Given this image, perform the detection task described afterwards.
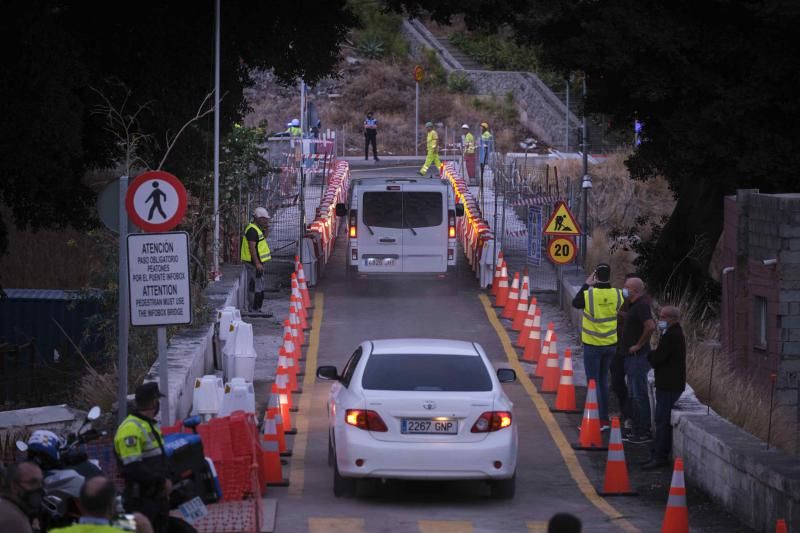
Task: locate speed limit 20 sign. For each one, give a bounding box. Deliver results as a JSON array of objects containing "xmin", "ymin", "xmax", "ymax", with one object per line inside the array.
[{"xmin": 547, "ymin": 237, "xmax": 576, "ymax": 265}]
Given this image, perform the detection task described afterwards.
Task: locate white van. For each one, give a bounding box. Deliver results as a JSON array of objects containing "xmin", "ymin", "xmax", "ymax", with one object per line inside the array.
[{"xmin": 336, "ymin": 177, "xmax": 463, "ymax": 274}]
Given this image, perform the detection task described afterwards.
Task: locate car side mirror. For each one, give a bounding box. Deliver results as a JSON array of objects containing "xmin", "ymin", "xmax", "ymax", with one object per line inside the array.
[
  {"xmin": 455, "ymin": 203, "xmax": 464, "ymax": 217},
  {"xmin": 87, "ymin": 406, "xmax": 101, "ymax": 421},
  {"xmin": 335, "ymin": 203, "xmax": 347, "ymax": 217},
  {"xmin": 317, "ymin": 365, "xmax": 340, "ymax": 381},
  {"xmin": 497, "ymin": 368, "xmax": 517, "ymax": 383}
]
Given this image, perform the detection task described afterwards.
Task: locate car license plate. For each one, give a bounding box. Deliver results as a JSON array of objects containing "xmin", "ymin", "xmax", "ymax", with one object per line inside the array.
[
  {"xmin": 401, "ymin": 418, "xmax": 457, "ymax": 434},
  {"xmin": 178, "ymin": 496, "xmax": 208, "ymax": 524}
]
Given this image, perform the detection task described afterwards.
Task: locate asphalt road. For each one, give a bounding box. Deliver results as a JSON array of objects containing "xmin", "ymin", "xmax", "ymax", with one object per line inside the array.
[{"xmin": 266, "ymin": 165, "xmax": 750, "ymax": 533}]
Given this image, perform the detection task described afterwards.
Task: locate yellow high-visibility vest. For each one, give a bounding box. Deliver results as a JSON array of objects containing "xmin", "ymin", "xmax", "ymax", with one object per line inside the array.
[
  {"xmin": 426, "ymin": 130, "xmax": 439, "ymax": 153},
  {"xmin": 114, "ymin": 414, "xmax": 164, "ymax": 466},
  {"xmin": 463, "ymin": 132, "xmax": 475, "ymax": 154},
  {"xmin": 286, "ymin": 126, "xmax": 302, "ymax": 137},
  {"xmin": 581, "ymin": 287, "xmax": 623, "ymax": 346},
  {"xmin": 241, "ymin": 223, "xmax": 272, "ymax": 264}
]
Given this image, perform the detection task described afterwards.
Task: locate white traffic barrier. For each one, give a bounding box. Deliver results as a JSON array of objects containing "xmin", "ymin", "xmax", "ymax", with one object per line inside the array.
[
  {"xmin": 192, "ymin": 374, "xmax": 225, "ymax": 419},
  {"xmin": 219, "ymin": 377, "xmax": 256, "ymax": 416},
  {"xmin": 218, "ymin": 306, "xmax": 241, "ymax": 342},
  {"xmin": 223, "ymin": 320, "xmax": 257, "ymax": 382}
]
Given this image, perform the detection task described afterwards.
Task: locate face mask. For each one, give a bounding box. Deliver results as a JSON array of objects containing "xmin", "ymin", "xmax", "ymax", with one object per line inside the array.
[
  {"xmin": 622, "ymin": 288, "xmax": 630, "ymax": 299},
  {"xmin": 18, "ymin": 486, "xmax": 44, "ymax": 516},
  {"xmin": 154, "ymin": 401, "xmax": 160, "ymax": 417},
  {"xmin": 657, "ymin": 320, "xmax": 668, "ymax": 332}
]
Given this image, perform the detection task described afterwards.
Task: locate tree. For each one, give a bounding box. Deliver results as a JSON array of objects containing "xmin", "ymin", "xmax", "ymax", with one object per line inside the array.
[
  {"xmin": 390, "ymin": 0, "xmax": 800, "ymax": 299},
  {"xmin": 0, "ymin": 0, "xmax": 358, "ymax": 258}
]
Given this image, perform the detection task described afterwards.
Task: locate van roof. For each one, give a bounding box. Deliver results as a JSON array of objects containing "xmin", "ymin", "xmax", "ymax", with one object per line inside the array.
[{"xmin": 351, "ymin": 176, "xmax": 450, "ymax": 189}]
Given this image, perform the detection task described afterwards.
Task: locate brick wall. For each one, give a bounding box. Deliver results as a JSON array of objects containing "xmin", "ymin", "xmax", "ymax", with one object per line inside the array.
[{"xmin": 722, "ymin": 190, "xmax": 800, "ymax": 450}]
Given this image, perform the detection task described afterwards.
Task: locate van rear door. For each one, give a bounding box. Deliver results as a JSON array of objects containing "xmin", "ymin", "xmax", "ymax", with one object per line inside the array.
[
  {"xmin": 402, "ymin": 188, "xmax": 447, "ymax": 273},
  {"xmin": 357, "ymin": 187, "xmax": 404, "ymax": 273}
]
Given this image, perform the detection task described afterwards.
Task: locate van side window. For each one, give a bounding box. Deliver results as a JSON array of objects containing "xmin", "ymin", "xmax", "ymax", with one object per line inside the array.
[
  {"xmin": 403, "ymin": 192, "xmax": 443, "ymax": 227},
  {"xmin": 363, "ymin": 192, "xmax": 402, "ymax": 228},
  {"xmin": 340, "ymin": 347, "xmax": 364, "ymax": 387}
]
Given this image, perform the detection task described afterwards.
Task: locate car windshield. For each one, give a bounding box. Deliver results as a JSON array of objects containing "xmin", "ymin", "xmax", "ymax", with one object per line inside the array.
[{"xmin": 361, "ymin": 353, "xmax": 492, "ymax": 391}]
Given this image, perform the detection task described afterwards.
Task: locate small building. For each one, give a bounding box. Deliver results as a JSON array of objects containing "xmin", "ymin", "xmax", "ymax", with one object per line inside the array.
[{"xmin": 720, "ymin": 189, "xmax": 800, "ymax": 452}]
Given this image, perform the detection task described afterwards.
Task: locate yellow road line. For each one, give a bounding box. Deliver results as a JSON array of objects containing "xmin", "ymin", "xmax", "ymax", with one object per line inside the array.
[
  {"xmin": 418, "ymin": 520, "xmax": 473, "ymax": 533},
  {"xmin": 526, "ymin": 522, "xmax": 548, "ymax": 533},
  {"xmin": 479, "ymin": 294, "xmax": 639, "ymax": 533},
  {"xmin": 288, "ymin": 292, "xmax": 324, "ymax": 497},
  {"xmin": 308, "ymin": 517, "xmax": 365, "ymax": 533}
]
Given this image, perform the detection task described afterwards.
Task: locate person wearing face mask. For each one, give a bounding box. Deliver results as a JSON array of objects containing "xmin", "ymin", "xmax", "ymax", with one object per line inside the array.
[
  {"xmin": 114, "ymin": 383, "xmax": 171, "ymax": 533},
  {"xmin": 642, "ymin": 305, "xmax": 686, "ymax": 469},
  {"xmin": 0, "ymin": 461, "xmax": 43, "ymax": 533},
  {"xmin": 620, "ymin": 277, "xmax": 656, "ymax": 444}
]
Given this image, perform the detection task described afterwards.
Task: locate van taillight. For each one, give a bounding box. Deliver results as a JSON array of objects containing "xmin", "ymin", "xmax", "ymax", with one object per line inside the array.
[
  {"xmin": 349, "ymin": 210, "xmax": 357, "ymax": 238},
  {"xmin": 448, "ymin": 211, "xmax": 456, "ymax": 238}
]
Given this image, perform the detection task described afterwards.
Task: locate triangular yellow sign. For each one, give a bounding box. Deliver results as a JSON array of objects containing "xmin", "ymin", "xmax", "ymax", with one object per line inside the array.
[{"xmin": 543, "ymin": 201, "xmax": 581, "ymax": 236}]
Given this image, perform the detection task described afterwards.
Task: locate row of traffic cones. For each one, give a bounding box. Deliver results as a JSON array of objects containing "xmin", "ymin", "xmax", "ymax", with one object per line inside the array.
[{"xmin": 257, "ymin": 257, "xmax": 314, "ymax": 488}]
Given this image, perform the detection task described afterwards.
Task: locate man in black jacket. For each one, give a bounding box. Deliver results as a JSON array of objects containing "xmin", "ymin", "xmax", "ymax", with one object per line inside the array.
[{"xmin": 642, "ymin": 305, "xmax": 686, "ymax": 469}]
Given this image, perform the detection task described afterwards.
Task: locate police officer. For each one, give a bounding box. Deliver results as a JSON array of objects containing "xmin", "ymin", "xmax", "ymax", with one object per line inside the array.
[
  {"xmin": 114, "ymin": 383, "xmax": 170, "ymax": 533},
  {"xmin": 241, "ymin": 207, "xmax": 272, "ymax": 312}
]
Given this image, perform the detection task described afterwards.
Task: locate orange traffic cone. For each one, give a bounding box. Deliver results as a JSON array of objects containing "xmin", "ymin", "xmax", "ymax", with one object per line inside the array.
[
  {"xmin": 491, "ymin": 257, "xmax": 504, "ymax": 296},
  {"xmin": 272, "ymin": 377, "xmax": 296, "ymax": 434},
  {"xmin": 775, "ymin": 519, "xmax": 788, "ymax": 533},
  {"xmin": 291, "ymin": 293, "xmax": 308, "ymax": 331},
  {"xmin": 541, "ymin": 342, "xmax": 561, "ymax": 393},
  {"xmin": 661, "ymin": 458, "xmax": 689, "ymax": 533},
  {"xmin": 516, "ymin": 297, "xmax": 538, "ymax": 347},
  {"xmin": 289, "ymin": 303, "xmax": 305, "ymax": 346},
  {"xmin": 571, "ymin": 379, "xmax": 607, "ymax": 451},
  {"xmin": 521, "ymin": 309, "xmax": 542, "ymax": 362},
  {"xmin": 551, "ymin": 348, "xmax": 581, "ymax": 413},
  {"xmin": 279, "ymin": 331, "xmax": 301, "ymax": 365},
  {"xmin": 501, "ymin": 273, "xmax": 520, "ymax": 319},
  {"xmin": 536, "ymin": 330, "xmax": 556, "ymax": 378},
  {"xmin": 265, "ymin": 399, "xmax": 289, "ymax": 455},
  {"xmin": 511, "ymin": 282, "xmax": 530, "ymax": 331},
  {"xmin": 260, "ymin": 415, "xmax": 290, "ymax": 486},
  {"xmin": 297, "ymin": 263, "xmax": 312, "ymax": 309},
  {"xmin": 598, "ymin": 417, "xmax": 637, "ymax": 496},
  {"xmin": 494, "ymin": 265, "xmax": 509, "ymax": 307}
]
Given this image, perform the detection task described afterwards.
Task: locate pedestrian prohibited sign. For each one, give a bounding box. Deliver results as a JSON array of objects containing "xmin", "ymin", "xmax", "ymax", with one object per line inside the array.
[
  {"xmin": 128, "ymin": 232, "xmax": 192, "ymax": 327},
  {"xmin": 543, "ymin": 201, "xmax": 581, "ymax": 236},
  {"xmin": 547, "ymin": 237, "xmax": 576, "ymax": 265},
  {"xmin": 125, "ymin": 171, "xmax": 188, "ymax": 232}
]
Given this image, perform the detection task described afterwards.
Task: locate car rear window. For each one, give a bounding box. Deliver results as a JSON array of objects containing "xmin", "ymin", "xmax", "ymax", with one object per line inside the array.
[
  {"xmin": 404, "ymin": 192, "xmax": 442, "ymax": 228},
  {"xmin": 361, "ymin": 353, "xmax": 492, "ymax": 391},
  {"xmin": 363, "ymin": 191, "xmax": 402, "ymax": 228}
]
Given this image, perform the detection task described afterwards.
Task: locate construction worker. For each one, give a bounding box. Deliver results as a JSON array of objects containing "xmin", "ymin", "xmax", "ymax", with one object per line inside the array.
[
  {"xmin": 461, "ymin": 123, "xmax": 476, "ymax": 182},
  {"xmin": 419, "ymin": 121, "xmax": 442, "ymax": 177},
  {"xmin": 285, "ymin": 118, "xmax": 302, "ymax": 137},
  {"xmin": 478, "ymin": 122, "xmax": 493, "ymax": 176},
  {"xmin": 114, "ymin": 383, "xmax": 171, "ymax": 533},
  {"xmin": 572, "ymin": 263, "xmax": 623, "ymax": 432},
  {"xmin": 241, "ymin": 207, "xmax": 272, "ymax": 312}
]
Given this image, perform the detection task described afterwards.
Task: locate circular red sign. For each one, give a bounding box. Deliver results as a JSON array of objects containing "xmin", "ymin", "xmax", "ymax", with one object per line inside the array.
[
  {"xmin": 413, "ymin": 65, "xmax": 424, "ymax": 82},
  {"xmin": 125, "ymin": 170, "xmax": 188, "ymax": 232},
  {"xmin": 547, "ymin": 237, "xmax": 577, "ymax": 265}
]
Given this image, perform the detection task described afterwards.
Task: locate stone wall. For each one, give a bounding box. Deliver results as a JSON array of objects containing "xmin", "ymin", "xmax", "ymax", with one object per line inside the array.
[{"xmin": 400, "ymin": 19, "xmax": 581, "ymax": 150}]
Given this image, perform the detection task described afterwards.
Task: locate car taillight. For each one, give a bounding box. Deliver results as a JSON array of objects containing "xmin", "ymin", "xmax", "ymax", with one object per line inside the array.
[
  {"xmin": 345, "ymin": 409, "xmax": 388, "ymax": 432},
  {"xmin": 470, "ymin": 411, "xmax": 512, "ymax": 433},
  {"xmin": 448, "ymin": 211, "xmax": 456, "ymax": 238},
  {"xmin": 349, "ymin": 210, "xmax": 357, "ymax": 238}
]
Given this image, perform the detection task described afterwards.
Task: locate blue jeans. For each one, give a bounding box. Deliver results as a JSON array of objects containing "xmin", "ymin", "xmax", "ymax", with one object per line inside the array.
[
  {"xmin": 653, "ymin": 390, "xmax": 683, "ymax": 460},
  {"xmin": 623, "ymin": 349, "xmax": 652, "ymax": 435},
  {"xmin": 583, "ymin": 344, "xmax": 614, "ymax": 423}
]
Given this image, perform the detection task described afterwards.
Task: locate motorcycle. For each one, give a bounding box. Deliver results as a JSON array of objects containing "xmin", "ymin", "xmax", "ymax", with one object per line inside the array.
[
  {"xmin": 16, "ymin": 406, "xmax": 106, "ymax": 529},
  {"xmin": 163, "ymin": 415, "xmax": 221, "ymax": 516}
]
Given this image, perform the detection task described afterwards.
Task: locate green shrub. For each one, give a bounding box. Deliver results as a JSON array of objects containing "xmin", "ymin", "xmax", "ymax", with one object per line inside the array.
[
  {"xmin": 350, "ymin": 2, "xmax": 408, "ymax": 61},
  {"xmin": 421, "ymin": 48, "xmax": 447, "ymax": 87},
  {"xmin": 447, "ymin": 71, "xmax": 473, "ymax": 93}
]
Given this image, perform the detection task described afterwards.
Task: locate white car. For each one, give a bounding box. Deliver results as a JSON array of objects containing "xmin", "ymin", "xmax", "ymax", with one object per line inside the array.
[{"xmin": 316, "ymin": 338, "xmax": 518, "ymax": 499}]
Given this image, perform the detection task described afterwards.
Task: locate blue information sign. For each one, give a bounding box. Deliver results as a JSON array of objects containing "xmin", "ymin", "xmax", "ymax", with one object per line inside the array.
[{"xmin": 527, "ymin": 206, "xmax": 543, "ymax": 266}]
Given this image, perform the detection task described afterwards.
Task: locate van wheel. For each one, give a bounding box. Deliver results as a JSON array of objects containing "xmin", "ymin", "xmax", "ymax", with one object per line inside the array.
[
  {"xmin": 490, "ymin": 474, "xmax": 516, "ymax": 500},
  {"xmin": 327, "ymin": 433, "xmax": 334, "ymax": 467}
]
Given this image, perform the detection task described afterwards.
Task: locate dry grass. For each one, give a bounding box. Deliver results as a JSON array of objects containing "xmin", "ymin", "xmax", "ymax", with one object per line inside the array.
[{"xmin": 655, "ymin": 292, "xmax": 798, "ymax": 455}]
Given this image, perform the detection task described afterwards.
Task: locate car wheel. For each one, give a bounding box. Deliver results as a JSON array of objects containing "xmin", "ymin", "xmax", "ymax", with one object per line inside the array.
[
  {"xmin": 327, "ymin": 432, "xmax": 334, "ymax": 467},
  {"xmin": 333, "ymin": 460, "xmax": 356, "ymax": 498},
  {"xmin": 490, "ymin": 473, "xmax": 516, "ymax": 500}
]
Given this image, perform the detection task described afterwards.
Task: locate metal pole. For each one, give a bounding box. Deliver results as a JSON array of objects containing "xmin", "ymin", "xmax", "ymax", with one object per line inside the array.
[
  {"xmin": 299, "ymin": 167, "xmax": 305, "ymax": 264},
  {"xmin": 767, "ymin": 372, "xmax": 776, "ymax": 450},
  {"xmin": 415, "ymin": 82, "xmax": 419, "ymax": 157},
  {"xmin": 580, "ymin": 76, "xmax": 589, "ymax": 264},
  {"xmin": 565, "ymin": 78, "xmax": 570, "ymax": 152},
  {"xmin": 300, "ymin": 80, "xmax": 306, "ymax": 134},
  {"xmin": 117, "ymin": 176, "xmax": 129, "ymax": 425},
  {"xmin": 213, "ymin": 0, "xmax": 221, "ymax": 278},
  {"xmin": 157, "ymin": 327, "xmax": 170, "ymax": 426},
  {"xmin": 707, "ymin": 346, "xmax": 715, "ymax": 415}
]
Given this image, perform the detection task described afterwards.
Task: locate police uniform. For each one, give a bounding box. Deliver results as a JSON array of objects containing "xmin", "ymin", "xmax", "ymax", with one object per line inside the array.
[
  {"xmin": 241, "ymin": 212, "xmax": 272, "ymax": 312},
  {"xmin": 114, "ymin": 383, "xmax": 170, "ymax": 533}
]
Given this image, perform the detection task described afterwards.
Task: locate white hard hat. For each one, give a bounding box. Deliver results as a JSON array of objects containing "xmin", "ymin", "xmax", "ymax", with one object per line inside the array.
[
  {"xmin": 461, "ymin": 124, "xmax": 469, "ymax": 129},
  {"xmin": 254, "ymin": 207, "xmax": 270, "ymax": 220},
  {"xmin": 291, "ymin": 118, "xmax": 300, "ymax": 126}
]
